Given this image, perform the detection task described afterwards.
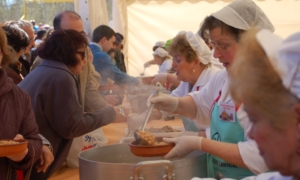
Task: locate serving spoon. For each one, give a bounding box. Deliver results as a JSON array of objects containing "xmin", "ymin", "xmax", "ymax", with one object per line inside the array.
[
  {"xmin": 134, "ymin": 82, "xmax": 162, "ymax": 142},
  {"xmin": 140, "ymin": 67, "xmax": 146, "ymax": 76}
]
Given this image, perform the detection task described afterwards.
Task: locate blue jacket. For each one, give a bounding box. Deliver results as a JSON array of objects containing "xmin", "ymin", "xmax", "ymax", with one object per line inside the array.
[{"xmin": 89, "ymin": 43, "xmax": 139, "ymax": 85}]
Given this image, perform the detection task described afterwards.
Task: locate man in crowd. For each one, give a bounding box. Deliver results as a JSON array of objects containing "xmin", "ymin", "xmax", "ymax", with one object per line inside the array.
[{"xmin": 89, "ymin": 25, "xmax": 139, "ymax": 85}]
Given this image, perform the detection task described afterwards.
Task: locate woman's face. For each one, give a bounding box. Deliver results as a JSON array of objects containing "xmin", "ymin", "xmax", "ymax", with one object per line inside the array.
[
  {"xmin": 154, "ymin": 55, "xmax": 163, "ymax": 65},
  {"xmin": 209, "ymin": 27, "xmax": 238, "ymax": 69},
  {"xmin": 245, "ymin": 104, "xmax": 299, "ymax": 175},
  {"xmin": 69, "ymin": 47, "xmax": 87, "ymax": 75},
  {"xmin": 172, "ymin": 53, "xmax": 197, "ymax": 82}
]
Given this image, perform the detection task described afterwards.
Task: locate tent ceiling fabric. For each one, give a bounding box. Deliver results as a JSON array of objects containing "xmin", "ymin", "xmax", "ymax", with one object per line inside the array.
[
  {"xmin": 25, "ymin": 0, "xmax": 73, "ymax": 2},
  {"xmin": 113, "ymin": 0, "xmax": 300, "ymax": 77},
  {"xmin": 74, "ymin": 0, "xmax": 109, "ymax": 39}
]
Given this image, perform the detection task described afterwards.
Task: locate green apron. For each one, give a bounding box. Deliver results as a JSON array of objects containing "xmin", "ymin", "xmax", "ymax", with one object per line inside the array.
[
  {"xmin": 207, "ymin": 98, "xmax": 254, "ymax": 179},
  {"xmin": 182, "ymin": 117, "xmax": 200, "ymax": 132}
]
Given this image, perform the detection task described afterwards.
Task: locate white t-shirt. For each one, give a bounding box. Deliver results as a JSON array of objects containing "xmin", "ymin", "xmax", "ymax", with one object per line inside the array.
[
  {"xmin": 191, "ymin": 172, "xmax": 293, "ymax": 180},
  {"xmin": 188, "ymin": 69, "xmax": 268, "ymax": 174},
  {"xmin": 171, "ymin": 65, "xmax": 220, "ymax": 130},
  {"xmin": 242, "ymin": 172, "xmax": 293, "ymax": 180},
  {"xmin": 158, "ymin": 59, "xmax": 172, "ymax": 73}
]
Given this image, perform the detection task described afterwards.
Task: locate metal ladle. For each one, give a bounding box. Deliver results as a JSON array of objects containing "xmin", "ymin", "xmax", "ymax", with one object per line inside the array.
[
  {"xmin": 140, "ymin": 67, "xmax": 146, "ymax": 76},
  {"xmin": 134, "ymin": 82, "xmax": 162, "ymax": 142}
]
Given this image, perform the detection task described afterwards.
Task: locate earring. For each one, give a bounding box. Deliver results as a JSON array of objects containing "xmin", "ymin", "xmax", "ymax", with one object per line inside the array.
[{"xmin": 193, "ymin": 69, "xmax": 195, "ymax": 73}]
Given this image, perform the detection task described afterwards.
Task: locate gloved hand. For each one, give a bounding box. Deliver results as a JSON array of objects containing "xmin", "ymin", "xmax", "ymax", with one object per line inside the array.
[
  {"xmin": 150, "ymin": 93, "xmax": 178, "ymax": 113},
  {"xmin": 144, "ymin": 61, "xmax": 151, "ymax": 68},
  {"xmin": 180, "ymin": 131, "xmax": 198, "ymax": 136},
  {"xmin": 151, "ymin": 73, "xmax": 168, "ymax": 84},
  {"xmin": 162, "ymin": 136, "xmax": 202, "ymax": 159}
]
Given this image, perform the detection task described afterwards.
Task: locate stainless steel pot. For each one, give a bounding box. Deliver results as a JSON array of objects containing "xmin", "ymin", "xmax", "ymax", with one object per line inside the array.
[{"xmin": 79, "ymin": 144, "xmax": 207, "ymax": 180}]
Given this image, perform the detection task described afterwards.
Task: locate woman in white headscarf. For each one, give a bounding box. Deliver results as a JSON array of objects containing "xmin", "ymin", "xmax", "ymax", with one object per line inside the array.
[
  {"xmin": 152, "ymin": 47, "xmax": 173, "ymax": 73},
  {"xmin": 166, "ymin": 31, "xmax": 221, "ymax": 132},
  {"xmin": 228, "ymin": 29, "xmax": 300, "ymax": 180},
  {"xmin": 150, "ymin": 0, "xmax": 274, "ymax": 178}
]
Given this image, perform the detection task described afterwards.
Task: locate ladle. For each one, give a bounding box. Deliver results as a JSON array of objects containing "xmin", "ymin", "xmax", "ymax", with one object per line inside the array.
[
  {"xmin": 134, "ymin": 82, "xmax": 161, "ymax": 142},
  {"xmin": 140, "ymin": 67, "xmax": 146, "ymax": 76}
]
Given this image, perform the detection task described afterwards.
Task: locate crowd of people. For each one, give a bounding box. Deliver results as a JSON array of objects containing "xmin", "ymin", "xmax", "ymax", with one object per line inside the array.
[{"xmin": 0, "ymin": 0, "xmax": 299, "ymax": 179}]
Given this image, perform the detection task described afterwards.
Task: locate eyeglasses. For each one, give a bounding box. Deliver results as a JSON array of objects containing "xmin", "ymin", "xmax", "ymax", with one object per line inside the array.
[
  {"xmin": 76, "ymin": 49, "xmax": 86, "ymax": 60},
  {"xmin": 209, "ymin": 40, "xmax": 237, "ymax": 53}
]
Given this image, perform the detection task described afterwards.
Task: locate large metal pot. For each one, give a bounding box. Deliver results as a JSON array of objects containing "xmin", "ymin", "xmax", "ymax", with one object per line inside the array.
[{"xmin": 79, "ymin": 144, "xmax": 207, "ymax": 180}]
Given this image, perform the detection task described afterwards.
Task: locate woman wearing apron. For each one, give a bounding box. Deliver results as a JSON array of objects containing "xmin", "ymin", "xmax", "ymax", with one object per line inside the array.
[
  {"xmin": 167, "ymin": 31, "xmax": 221, "ymax": 132},
  {"xmin": 150, "ymin": 0, "xmax": 274, "ymax": 178}
]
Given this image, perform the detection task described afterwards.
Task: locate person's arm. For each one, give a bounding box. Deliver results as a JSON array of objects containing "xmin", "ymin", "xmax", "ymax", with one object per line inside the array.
[
  {"xmin": 201, "ymin": 138, "xmax": 247, "ymax": 168},
  {"xmin": 166, "ymin": 73, "xmax": 180, "ymax": 87},
  {"xmin": 44, "ymin": 75, "xmax": 116, "ymax": 139},
  {"xmin": 163, "ymin": 135, "xmax": 246, "ymax": 169},
  {"xmin": 94, "ymin": 54, "xmax": 139, "ymax": 85},
  {"xmin": 175, "ymin": 96, "xmax": 198, "ymax": 118},
  {"xmin": 151, "ymin": 73, "xmax": 180, "ymax": 88},
  {"xmin": 150, "ymin": 93, "xmax": 197, "ymax": 118},
  {"xmin": 37, "ymin": 134, "xmax": 54, "ymax": 173},
  {"xmin": 144, "ymin": 59, "xmax": 156, "ymax": 68}
]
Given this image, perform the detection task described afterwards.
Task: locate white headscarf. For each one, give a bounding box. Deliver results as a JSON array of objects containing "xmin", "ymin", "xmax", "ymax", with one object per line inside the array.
[
  {"xmin": 277, "ymin": 32, "xmax": 300, "ymax": 99},
  {"xmin": 185, "ymin": 31, "xmax": 211, "ymax": 65},
  {"xmin": 212, "ymin": 0, "xmax": 274, "ymax": 32},
  {"xmin": 153, "ymin": 47, "xmax": 169, "ymax": 57},
  {"xmin": 154, "ymin": 41, "xmax": 165, "ymax": 48},
  {"xmin": 256, "ymin": 30, "xmax": 300, "ymax": 98}
]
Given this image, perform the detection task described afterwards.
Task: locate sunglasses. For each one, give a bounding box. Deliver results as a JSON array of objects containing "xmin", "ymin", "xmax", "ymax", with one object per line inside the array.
[{"xmin": 76, "ymin": 49, "xmax": 87, "ymax": 60}]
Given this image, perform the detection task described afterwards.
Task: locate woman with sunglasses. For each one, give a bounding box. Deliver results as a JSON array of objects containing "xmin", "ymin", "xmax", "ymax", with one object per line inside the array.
[
  {"xmin": 150, "ymin": 0, "xmax": 274, "ymax": 179},
  {"xmin": 18, "ymin": 29, "xmax": 116, "ymax": 179}
]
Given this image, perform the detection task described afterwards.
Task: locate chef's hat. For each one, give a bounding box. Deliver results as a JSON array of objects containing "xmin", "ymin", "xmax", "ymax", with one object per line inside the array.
[
  {"xmin": 153, "ymin": 47, "xmax": 169, "ymax": 57},
  {"xmin": 256, "ymin": 30, "xmax": 300, "ymax": 99},
  {"xmin": 212, "ymin": 0, "xmax": 274, "ymax": 32},
  {"xmin": 154, "ymin": 41, "xmax": 165, "ymax": 48},
  {"xmin": 185, "ymin": 31, "xmax": 211, "ymax": 65}
]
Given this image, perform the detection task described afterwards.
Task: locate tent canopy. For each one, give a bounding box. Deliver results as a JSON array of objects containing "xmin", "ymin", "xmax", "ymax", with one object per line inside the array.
[{"xmin": 80, "ymin": 0, "xmax": 300, "ymax": 76}]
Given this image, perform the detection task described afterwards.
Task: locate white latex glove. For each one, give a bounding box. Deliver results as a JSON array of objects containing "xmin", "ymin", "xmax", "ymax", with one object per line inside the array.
[
  {"xmin": 150, "ymin": 93, "xmax": 178, "ymax": 113},
  {"xmin": 163, "ymin": 136, "xmax": 202, "ymax": 159},
  {"xmin": 144, "ymin": 61, "xmax": 151, "ymax": 68},
  {"xmin": 180, "ymin": 131, "xmax": 198, "ymax": 136},
  {"xmin": 151, "ymin": 73, "xmax": 168, "ymax": 84}
]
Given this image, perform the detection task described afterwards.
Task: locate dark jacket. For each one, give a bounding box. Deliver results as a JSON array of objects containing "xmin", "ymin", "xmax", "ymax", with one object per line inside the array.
[
  {"xmin": 19, "ymin": 57, "xmax": 30, "ymax": 77},
  {"xmin": 4, "ymin": 65, "xmax": 22, "ymax": 84},
  {"xmin": 114, "ymin": 49, "xmax": 126, "ymax": 73},
  {"xmin": 19, "ymin": 60, "xmax": 116, "ymax": 179},
  {"xmin": 0, "ymin": 68, "xmax": 42, "ymax": 180}
]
